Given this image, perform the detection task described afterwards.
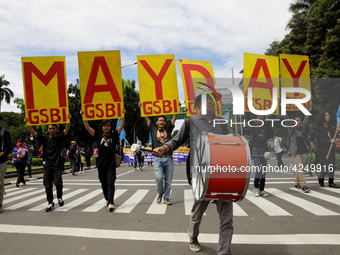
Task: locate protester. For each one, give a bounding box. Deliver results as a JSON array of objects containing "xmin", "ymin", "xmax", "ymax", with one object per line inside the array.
[
  {"xmin": 273, "ymin": 131, "xmax": 284, "ymax": 169},
  {"xmin": 287, "ymin": 115, "xmax": 311, "ymax": 193},
  {"xmin": 138, "ymin": 101, "xmax": 180, "ymax": 205},
  {"xmin": 69, "ymin": 141, "xmax": 78, "ymax": 176},
  {"xmin": 0, "ymin": 115, "xmax": 12, "ymax": 213},
  {"xmin": 24, "ymin": 140, "xmax": 34, "ymax": 177},
  {"xmin": 12, "ymin": 141, "xmax": 28, "ymax": 187},
  {"xmin": 80, "ymin": 108, "xmax": 126, "ymax": 212},
  {"xmin": 315, "ymin": 111, "xmax": 340, "ymax": 188},
  {"xmin": 84, "ymin": 144, "xmax": 93, "ymax": 169},
  {"xmin": 24, "ymin": 113, "xmax": 72, "ymax": 212},
  {"xmin": 153, "ymin": 86, "xmax": 233, "ymax": 254}
]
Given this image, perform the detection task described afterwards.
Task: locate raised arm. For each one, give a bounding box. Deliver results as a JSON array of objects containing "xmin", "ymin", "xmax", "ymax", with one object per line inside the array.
[
  {"xmin": 170, "ymin": 101, "xmax": 182, "ymax": 126},
  {"xmin": 138, "ymin": 101, "xmax": 151, "ymax": 126},
  {"xmin": 117, "ymin": 108, "xmax": 126, "ymax": 135},
  {"xmin": 24, "ymin": 117, "xmax": 38, "ymax": 138},
  {"xmin": 63, "ymin": 113, "xmax": 72, "ymax": 136},
  {"xmin": 80, "ymin": 110, "xmax": 95, "ymax": 137}
]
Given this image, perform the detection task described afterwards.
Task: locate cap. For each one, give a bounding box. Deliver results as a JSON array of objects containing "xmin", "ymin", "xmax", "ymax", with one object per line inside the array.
[
  {"xmin": 16, "ymin": 142, "xmax": 23, "ymax": 146},
  {"xmin": 274, "ymin": 131, "xmax": 279, "ymax": 136}
]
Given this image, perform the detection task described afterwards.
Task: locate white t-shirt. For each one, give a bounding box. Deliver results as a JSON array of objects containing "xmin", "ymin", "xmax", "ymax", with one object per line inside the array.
[{"xmin": 274, "ymin": 137, "xmax": 283, "ymax": 153}]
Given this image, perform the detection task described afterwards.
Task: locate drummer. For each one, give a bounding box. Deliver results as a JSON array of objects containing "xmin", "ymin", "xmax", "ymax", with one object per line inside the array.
[
  {"xmin": 138, "ymin": 101, "xmax": 181, "ymax": 205},
  {"xmin": 153, "ymin": 85, "xmax": 233, "ymax": 255}
]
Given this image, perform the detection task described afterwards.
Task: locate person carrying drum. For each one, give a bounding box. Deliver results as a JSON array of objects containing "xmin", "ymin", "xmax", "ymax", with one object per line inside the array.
[
  {"xmin": 153, "ymin": 85, "xmax": 233, "ymax": 255},
  {"xmin": 138, "ymin": 101, "xmax": 180, "ymax": 205}
]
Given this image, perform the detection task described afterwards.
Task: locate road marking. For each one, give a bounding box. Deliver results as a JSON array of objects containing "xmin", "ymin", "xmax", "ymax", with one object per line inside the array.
[
  {"xmin": 290, "ymin": 188, "xmax": 340, "ymax": 206},
  {"xmin": 0, "ymin": 224, "xmax": 340, "ymax": 245},
  {"xmin": 6, "ymin": 189, "xmax": 70, "ymax": 210},
  {"xmin": 117, "ymin": 170, "xmax": 135, "ymax": 177},
  {"xmin": 321, "ymin": 187, "xmax": 340, "ymax": 194},
  {"xmin": 115, "ymin": 189, "xmax": 149, "ymax": 213},
  {"xmin": 56, "ymin": 189, "xmax": 103, "ymax": 212},
  {"xmin": 5, "ymin": 189, "xmax": 45, "ymax": 204},
  {"xmin": 245, "ymin": 190, "xmax": 292, "ymax": 216},
  {"xmin": 183, "ymin": 190, "xmax": 206, "ymax": 216},
  {"xmin": 266, "ymin": 188, "xmax": 339, "ymax": 216},
  {"xmin": 82, "ymin": 189, "xmax": 127, "ymax": 212},
  {"xmin": 28, "ymin": 189, "xmax": 88, "ymax": 211},
  {"xmin": 146, "ymin": 191, "xmax": 172, "ymax": 215},
  {"xmin": 233, "ymin": 203, "xmax": 248, "ymax": 216},
  {"xmin": 5, "ymin": 188, "xmax": 36, "ymax": 197}
]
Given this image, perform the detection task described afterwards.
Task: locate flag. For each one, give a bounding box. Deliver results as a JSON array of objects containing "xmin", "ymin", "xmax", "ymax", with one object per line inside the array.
[
  {"xmin": 222, "ymin": 112, "xmax": 229, "ymax": 121},
  {"xmin": 149, "ymin": 132, "xmax": 152, "ymax": 145},
  {"xmin": 119, "ymin": 128, "xmax": 126, "ymax": 141},
  {"xmin": 124, "ymin": 138, "xmax": 130, "ymax": 146},
  {"xmin": 116, "ymin": 119, "xmax": 121, "ymax": 131}
]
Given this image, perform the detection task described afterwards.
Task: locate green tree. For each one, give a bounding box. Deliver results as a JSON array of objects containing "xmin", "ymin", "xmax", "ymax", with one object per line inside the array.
[{"xmin": 0, "ymin": 75, "xmax": 14, "ymax": 112}]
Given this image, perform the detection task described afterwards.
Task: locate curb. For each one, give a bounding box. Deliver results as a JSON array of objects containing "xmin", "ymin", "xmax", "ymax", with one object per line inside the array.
[{"xmin": 4, "ymin": 165, "xmax": 96, "ymax": 186}]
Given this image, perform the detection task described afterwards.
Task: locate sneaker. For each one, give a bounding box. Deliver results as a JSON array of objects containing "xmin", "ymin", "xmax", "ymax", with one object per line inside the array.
[
  {"xmin": 260, "ymin": 190, "xmax": 269, "ymax": 197},
  {"xmin": 134, "ymin": 168, "xmax": 137, "ymax": 171},
  {"xmin": 302, "ymin": 186, "xmax": 311, "ymax": 193},
  {"xmin": 189, "ymin": 237, "xmax": 201, "ymax": 252},
  {"xmin": 253, "ymin": 188, "xmax": 260, "ymax": 197},
  {"xmin": 108, "ymin": 203, "xmax": 115, "ymax": 212},
  {"xmin": 164, "ymin": 198, "xmax": 172, "ymax": 205},
  {"xmin": 156, "ymin": 194, "xmax": 163, "ymax": 203},
  {"xmin": 104, "ymin": 200, "xmax": 108, "ymax": 207},
  {"xmin": 295, "ymin": 184, "xmax": 302, "ymax": 189},
  {"xmin": 45, "ymin": 202, "xmax": 55, "ymax": 212},
  {"xmin": 140, "ymin": 167, "xmax": 143, "ymax": 171},
  {"xmin": 16, "ymin": 183, "xmax": 19, "ymax": 188},
  {"xmin": 0, "ymin": 205, "xmax": 3, "ymax": 213},
  {"xmin": 58, "ymin": 198, "xmax": 64, "ymax": 207}
]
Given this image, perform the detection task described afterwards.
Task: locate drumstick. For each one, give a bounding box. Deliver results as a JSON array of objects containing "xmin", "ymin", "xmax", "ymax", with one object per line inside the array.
[
  {"xmin": 139, "ymin": 148, "xmax": 153, "ymax": 152},
  {"xmin": 326, "ymin": 126, "xmax": 340, "ymax": 160}
]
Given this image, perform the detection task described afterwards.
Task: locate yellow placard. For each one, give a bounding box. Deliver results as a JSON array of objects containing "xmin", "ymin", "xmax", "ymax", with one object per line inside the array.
[
  {"xmin": 280, "ymin": 54, "xmax": 312, "ymax": 111},
  {"xmin": 78, "ymin": 51, "xmax": 124, "ymax": 120},
  {"xmin": 178, "ymin": 59, "xmax": 221, "ymax": 116},
  {"xmin": 22, "ymin": 56, "xmax": 69, "ymax": 126},
  {"xmin": 243, "ymin": 53, "xmax": 280, "ymax": 114},
  {"xmin": 137, "ymin": 55, "xmax": 180, "ymax": 117}
]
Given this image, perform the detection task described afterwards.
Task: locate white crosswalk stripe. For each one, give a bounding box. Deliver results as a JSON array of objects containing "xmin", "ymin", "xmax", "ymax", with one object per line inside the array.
[
  {"xmin": 245, "ymin": 190, "xmax": 292, "ymax": 216},
  {"xmin": 82, "ymin": 189, "xmax": 127, "ymax": 212},
  {"xmin": 266, "ymin": 188, "xmax": 339, "ymax": 216},
  {"xmin": 3, "ymin": 187, "xmax": 340, "ymax": 216},
  {"xmin": 114, "ymin": 189, "xmax": 149, "ymax": 213},
  {"xmin": 28, "ymin": 189, "xmax": 88, "ymax": 211},
  {"xmin": 6, "ymin": 188, "xmax": 70, "ymax": 210}
]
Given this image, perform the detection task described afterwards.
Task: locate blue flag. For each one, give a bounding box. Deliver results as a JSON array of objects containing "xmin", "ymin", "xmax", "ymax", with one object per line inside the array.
[
  {"xmin": 149, "ymin": 132, "xmax": 152, "ymax": 145},
  {"xmin": 116, "ymin": 119, "xmax": 121, "ymax": 131}
]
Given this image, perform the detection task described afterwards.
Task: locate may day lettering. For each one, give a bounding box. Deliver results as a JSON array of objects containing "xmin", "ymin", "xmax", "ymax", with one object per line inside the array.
[
  {"xmin": 78, "ymin": 51, "xmax": 124, "ymax": 120},
  {"xmin": 22, "ymin": 56, "xmax": 69, "ymax": 126}
]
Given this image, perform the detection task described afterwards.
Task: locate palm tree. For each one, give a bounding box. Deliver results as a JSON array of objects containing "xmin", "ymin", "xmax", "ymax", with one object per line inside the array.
[
  {"xmin": 0, "ymin": 74, "xmax": 14, "ymax": 112},
  {"xmin": 289, "ymin": 0, "xmax": 318, "ymax": 14}
]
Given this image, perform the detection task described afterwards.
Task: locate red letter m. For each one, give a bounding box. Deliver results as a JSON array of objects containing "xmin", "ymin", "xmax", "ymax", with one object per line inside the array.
[{"xmin": 23, "ymin": 62, "xmax": 67, "ymax": 109}]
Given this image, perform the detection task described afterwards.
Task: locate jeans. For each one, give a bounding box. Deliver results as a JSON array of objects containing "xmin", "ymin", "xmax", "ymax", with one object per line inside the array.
[
  {"xmin": 252, "ymin": 149, "xmax": 267, "ymax": 191},
  {"xmin": 70, "ymin": 160, "xmax": 76, "ymax": 175},
  {"xmin": 15, "ymin": 162, "xmax": 26, "ymax": 185},
  {"xmin": 276, "ymin": 151, "xmax": 284, "ymax": 168},
  {"xmin": 154, "ymin": 157, "xmax": 174, "ymax": 199}
]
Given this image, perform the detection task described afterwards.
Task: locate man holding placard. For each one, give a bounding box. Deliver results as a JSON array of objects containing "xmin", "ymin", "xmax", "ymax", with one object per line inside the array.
[{"xmin": 24, "ymin": 114, "xmax": 72, "ymax": 212}]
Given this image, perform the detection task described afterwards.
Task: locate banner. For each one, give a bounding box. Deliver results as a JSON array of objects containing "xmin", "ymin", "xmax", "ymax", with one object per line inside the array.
[
  {"xmin": 78, "ymin": 51, "xmax": 124, "ymax": 120},
  {"xmin": 123, "ymin": 147, "xmax": 189, "ymax": 163},
  {"xmin": 280, "ymin": 54, "xmax": 312, "ymax": 111},
  {"xmin": 22, "ymin": 56, "xmax": 69, "ymax": 126},
  {"xmin": 137, "ymin": 54, "xmax": 180, "ymax": 117},
  {"xmin": 178, "ymin": 59, "xmax": 221, "ymax": 116},
  {"xmin": 243, "ymin": 53, "xmax": 280, "ymax": 114}
]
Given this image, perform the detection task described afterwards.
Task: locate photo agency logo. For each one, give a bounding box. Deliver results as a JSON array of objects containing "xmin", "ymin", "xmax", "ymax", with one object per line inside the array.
[{"xmin": 195, "ymin": 78, "xmax": 312, "ymax": 128}]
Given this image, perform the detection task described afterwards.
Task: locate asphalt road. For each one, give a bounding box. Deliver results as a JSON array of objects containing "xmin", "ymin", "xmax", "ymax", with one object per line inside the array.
[{"xmin": 1, "ymin": 155, "xmax": 340, "ymax": 255}]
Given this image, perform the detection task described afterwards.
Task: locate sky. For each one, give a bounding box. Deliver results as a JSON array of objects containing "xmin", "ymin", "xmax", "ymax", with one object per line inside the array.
[{"xmin": 0, "ymin": 0, "xmax": 293, "ymax": 114}]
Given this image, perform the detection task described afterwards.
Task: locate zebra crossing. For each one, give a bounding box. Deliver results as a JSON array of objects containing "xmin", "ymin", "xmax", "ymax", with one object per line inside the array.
[{"xmin": 3, "ymin": 186, "xmax": 340, "ymax": 216}]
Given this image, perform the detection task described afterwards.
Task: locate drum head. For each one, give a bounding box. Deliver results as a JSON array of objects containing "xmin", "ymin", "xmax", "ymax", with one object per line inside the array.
[{"xmin": 192, "ymin": 133, "xmax": 210, "ymax": 201}]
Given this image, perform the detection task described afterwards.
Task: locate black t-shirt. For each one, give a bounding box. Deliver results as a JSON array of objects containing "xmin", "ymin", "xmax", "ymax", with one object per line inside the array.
[
  {"xmin": 38, "ymin": 132, "xmax": 64, "ymax": 167},
  {"xmin": 148, "ymin": 122, "xmax": 174, "ymax": 156},
  {"xmin": 296, "ymin": 126, "xmax": 308, "ymax": 154},
  {"xmin": 69, "ymin": 146, "xmax": 76, "ymax": 161},
  {"xmin": 94, "ymin": 131, "xmax": 118, "ymax": 168}
]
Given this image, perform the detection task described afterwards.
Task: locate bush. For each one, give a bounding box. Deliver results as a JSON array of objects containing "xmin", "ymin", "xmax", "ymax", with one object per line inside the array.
[{"xmin": 32, "ymin": 158, "xmax": 43, "ymax": 166}]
